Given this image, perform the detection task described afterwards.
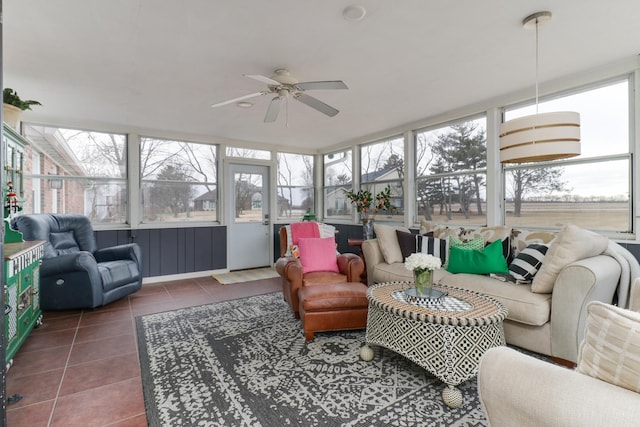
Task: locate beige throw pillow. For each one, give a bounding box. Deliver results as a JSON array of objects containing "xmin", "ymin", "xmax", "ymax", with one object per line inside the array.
[
  {"xmin": 374, "ymin": 223, "xmax": 410, "ymax": 264},
  {"xmin": 577, "ymin": 301, "xmax": 640, "ymax": 394},
  {"xmin": 531, "ymin": 224, "xmax": 608, "ymax": 294}
]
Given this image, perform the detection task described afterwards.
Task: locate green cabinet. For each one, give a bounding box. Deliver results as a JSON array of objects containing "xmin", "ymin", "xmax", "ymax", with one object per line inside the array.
[{"xmin": 4, "ymin": 240, "xmax": 45, "ymax": 366}]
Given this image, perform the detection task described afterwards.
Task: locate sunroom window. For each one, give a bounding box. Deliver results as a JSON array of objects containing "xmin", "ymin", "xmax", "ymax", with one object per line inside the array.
[
  {"xmin": 276, "ymin": 152, "xmax": 314, "ymax": 220},
  {"xmin": 503, "ymin": 78, "xmax": 631, "ymax": 233},
  {"xmin": 140, "ymin": 137, "xmax": 218, "ymax": 223},
  {"xmin": 415, "ymin": 116, "xmax": 488, "ymax": 226},
  {"xmin": 22, "ymin": 124, "xmax": 128, "ymax": 224},
  {"xmin": 360, "ymin": 137, "xmax": 405, "ymax": 222},
  {"xmin": 323, "ymin": 150, "xmax": 352, "ymax": 220}
]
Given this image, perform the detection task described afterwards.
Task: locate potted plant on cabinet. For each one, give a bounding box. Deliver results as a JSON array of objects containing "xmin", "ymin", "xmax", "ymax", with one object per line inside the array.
[{"xmin": 3, "ymin": 88, "xmax": 41, "ymax": 130}]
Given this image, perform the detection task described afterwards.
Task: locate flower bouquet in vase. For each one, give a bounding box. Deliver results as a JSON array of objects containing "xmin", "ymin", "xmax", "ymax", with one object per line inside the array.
[{"xmin": 404, "ymin": 252, "xmax": 443, "ymax": 303}]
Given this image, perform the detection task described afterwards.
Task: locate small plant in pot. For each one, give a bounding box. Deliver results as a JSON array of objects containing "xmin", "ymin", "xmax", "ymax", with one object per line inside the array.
[{"xmin": 3, "ymin": 88, "xmax": 41, "ymax": 129}]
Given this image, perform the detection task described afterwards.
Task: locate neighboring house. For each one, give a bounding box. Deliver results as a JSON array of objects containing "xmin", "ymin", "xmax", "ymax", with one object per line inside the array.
[{"xmin": 194, "ymin": 190, "xmax": 217, "ymax": 211}]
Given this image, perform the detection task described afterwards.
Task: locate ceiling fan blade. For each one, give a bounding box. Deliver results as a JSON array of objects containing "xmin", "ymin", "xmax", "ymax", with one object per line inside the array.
[
  {"xmin": 211, "ymin": 92, "xmax": 266, "ymax": 108},
  {"xmin": 264, "ymin": 96, "xmax": 282, "ymax": 122},
  {"xmin": 296, "ymin": 80, "xmax": 348, "ymax": 91},
  {"xmin": 294, "ymin": 93, "xmax": 339, "ymax": 117},
  {"xmin": 244, "ymin": 74, "xmax": 281, "ymax": 86}
]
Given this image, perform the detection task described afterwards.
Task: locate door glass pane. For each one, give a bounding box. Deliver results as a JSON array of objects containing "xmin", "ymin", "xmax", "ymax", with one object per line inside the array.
[{"xmin": 234, "ymin": 172, "xmax": 263, "ymax": 222}]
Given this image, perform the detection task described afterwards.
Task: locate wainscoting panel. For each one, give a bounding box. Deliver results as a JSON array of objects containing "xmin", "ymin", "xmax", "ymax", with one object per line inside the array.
[{"xmin": 95, "ymin": 226, "xmax": 227, "ymax": 278}]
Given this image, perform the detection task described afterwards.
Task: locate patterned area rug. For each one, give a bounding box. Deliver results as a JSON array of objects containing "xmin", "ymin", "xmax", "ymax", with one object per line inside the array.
[
  {"xmin": 212, "ymin": 267, "xmax": 279, "ymax": 284},
  {"xmin": 136, "ymin": 292, "xmax": 488, "ymax": 427}
]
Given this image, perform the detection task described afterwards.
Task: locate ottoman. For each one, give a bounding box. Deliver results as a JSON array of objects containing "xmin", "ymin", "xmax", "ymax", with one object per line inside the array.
[{"xmin": 298, "ymin": 282, "xmax": 369, "ymax": 341}]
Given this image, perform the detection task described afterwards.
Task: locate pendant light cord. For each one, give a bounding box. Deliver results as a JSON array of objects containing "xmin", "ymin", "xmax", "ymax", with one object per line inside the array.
[{"xmin": 535, "ymin": 17, "xmax": 540, "ymax": 115}]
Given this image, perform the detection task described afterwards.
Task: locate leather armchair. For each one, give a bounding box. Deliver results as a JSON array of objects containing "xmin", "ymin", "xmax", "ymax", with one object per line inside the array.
[
  {"xmin": 11, "ymin": 213, "xmax": 142, "ymax": 310},
  {"xmin": 275, "ymin": 226, "xmax": 364, "ymax": 318}
]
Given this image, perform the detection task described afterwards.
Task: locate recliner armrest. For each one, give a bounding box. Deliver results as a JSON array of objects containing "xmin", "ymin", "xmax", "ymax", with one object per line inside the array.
[
  {"xmin": 40, "ymin": 251, "xmax": 98, "ymax": 275},
  {"xmin": 95, "ymin": 243, "xmax": 142, "ymax": 266}
]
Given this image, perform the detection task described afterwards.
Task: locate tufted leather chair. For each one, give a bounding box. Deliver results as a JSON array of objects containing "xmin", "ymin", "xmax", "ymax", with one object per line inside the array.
[
  {"xmin": 11, "ymin": 213, "xmax": 142, "ymax": 310},
  {"xmin": 275, "ymin": 225, "xmax": 364, "ymax": 318}
]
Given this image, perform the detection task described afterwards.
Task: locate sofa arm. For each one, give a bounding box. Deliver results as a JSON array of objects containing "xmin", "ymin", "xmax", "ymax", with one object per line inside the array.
[
  {"xmin": 361, "ymin": 239, "xmax": 384, "ymax": 286},
  {"xmin": 337, "ymin": 253, "xmax": 364, "ymax": 282},
  {"xmin": 550, "ymin": 255, "xmax": 621, "ymax": 363},
  {"xmin": 478, "ymin": 346, "xmax": 640, "ymax": 427}
]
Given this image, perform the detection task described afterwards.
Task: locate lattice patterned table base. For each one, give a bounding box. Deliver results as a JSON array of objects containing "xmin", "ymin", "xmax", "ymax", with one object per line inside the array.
[{"xmin": 361, "ymin": 282, "xmax": 507, "ymax": 408}]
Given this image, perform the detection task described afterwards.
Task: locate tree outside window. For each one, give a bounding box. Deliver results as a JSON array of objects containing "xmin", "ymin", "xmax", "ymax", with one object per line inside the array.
[
  {"xmin": 416, "ymin": 118, "xmax": 487, "ymax": 226},
  {"xmin": 140, "ymin": 137, "xmax": 218, "ymax": 223}
]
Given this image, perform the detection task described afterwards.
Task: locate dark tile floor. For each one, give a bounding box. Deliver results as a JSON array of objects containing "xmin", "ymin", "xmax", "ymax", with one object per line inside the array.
[{"xmin": 5, "ymin": 275, "xmax": 282, "ymax": 427}]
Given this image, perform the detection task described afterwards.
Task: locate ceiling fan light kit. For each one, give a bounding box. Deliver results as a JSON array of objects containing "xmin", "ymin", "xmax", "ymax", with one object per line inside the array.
[
  {"xmin": 211, "ymin": 69, "xmax": 348, "ymax": 123},
  {"xmin": 499, "ymin": 11, "xmax": 581, "ymax": 163}
]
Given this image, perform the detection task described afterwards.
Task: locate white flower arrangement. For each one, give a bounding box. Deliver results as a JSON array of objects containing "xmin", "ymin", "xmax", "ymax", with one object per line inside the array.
[{"xmin": 404, "ymin": 252, "xmax": 442, "ymax": 272}]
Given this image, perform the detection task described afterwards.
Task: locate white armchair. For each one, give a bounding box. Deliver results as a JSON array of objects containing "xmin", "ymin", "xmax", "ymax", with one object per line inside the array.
[{"xmin": 478, "ymin": 299, "xmax": 640, "ymax": 427}]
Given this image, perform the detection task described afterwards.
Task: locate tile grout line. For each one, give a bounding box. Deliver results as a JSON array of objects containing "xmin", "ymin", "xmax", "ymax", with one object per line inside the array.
[{"xmin": 46, "ymin": 310, "xmax": 84, "ymax": 427}]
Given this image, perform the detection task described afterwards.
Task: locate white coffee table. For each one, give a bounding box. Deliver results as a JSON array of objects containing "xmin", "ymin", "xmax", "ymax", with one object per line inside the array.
[{"xmin": 360, "ymin": 281, "xmax": 508, "ymax": 408}]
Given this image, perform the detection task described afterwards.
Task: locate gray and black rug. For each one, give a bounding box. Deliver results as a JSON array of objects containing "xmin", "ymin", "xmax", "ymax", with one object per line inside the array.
[{"xmin": 136, "ymin": 292, "xmax": 488, "ymax": 426}]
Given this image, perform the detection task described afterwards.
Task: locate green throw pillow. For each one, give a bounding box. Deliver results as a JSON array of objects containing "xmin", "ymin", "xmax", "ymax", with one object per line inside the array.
[
  {"xmin": 449, "ymin": 236, "xmax": 484, "ymax": 251},
  {"xmin": 446, "ymin": 236, "xmax": 484, "ymax": 268},
  {"xmin": 446, "ymin": 239, "xmax": 509, "ymax": 275}
]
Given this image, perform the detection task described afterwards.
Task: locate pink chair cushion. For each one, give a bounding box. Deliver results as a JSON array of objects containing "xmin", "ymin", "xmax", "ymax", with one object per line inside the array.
[{"xmin": 298, "ymin": 237, "xmax": 339, "ymax": 274}]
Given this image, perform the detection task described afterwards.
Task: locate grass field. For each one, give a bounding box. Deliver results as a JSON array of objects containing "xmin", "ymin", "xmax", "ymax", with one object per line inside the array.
[{"xmin": 428, "ymin": 202, "xmax": 629, "ymax": 231}]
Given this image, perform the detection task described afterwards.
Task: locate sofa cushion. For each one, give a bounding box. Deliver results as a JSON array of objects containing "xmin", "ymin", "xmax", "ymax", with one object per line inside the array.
[
  {"xmin": 508, "ymin": 243, "xmax": 549, "ymax": 283},
  {"xmin": 577, "ymin": 301, "xmax": 640, "ymax": 394},
  {"xmin": 532, "ymin": 224, "xmax": 609, "ymax": 294},
  {"xmin": 438, "ymin": 273, "xmax": 552, "ymax": 326},
  {"xmin": 446, "ymin": 239, "xmax": 509, "ymax": 275},
  {"xmin": 371, "ymin": 261, "xmax": 414, "ymax": 284},
  {"xmin": 298, "ymin": 237, "xmax": 339, "ymax": 274},
  {"xmin": 374, "ymin": 223, "xmax": 410, "ymax": 264}
]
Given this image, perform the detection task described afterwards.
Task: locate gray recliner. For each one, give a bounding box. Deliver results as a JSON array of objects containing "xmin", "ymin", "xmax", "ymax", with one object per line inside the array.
[{"xmin": 11, "ymin": 213, "xmax": 142, "ymax": 310}]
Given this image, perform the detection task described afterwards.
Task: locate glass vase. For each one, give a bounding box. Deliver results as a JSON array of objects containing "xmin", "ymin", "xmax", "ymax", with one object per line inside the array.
[
  {"xmin": 414, "ymin": 268, "xmax": 433, "ymax": 297},
  {"xmin": 362, "ymin": 218, "xmax": 375, "ymax": 240}
]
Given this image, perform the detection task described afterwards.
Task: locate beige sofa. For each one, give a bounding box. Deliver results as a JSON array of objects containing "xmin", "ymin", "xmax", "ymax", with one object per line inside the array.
[
  {"xmin": 361, "ymin": 222, "xmax": 640, "ymax": 364},
  {"xmin": 478, "ymin": 298, "xmax": 640, "ymax": 427}
]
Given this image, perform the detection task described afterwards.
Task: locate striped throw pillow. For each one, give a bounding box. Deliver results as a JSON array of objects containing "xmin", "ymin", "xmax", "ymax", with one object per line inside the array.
[
  {"xmin": 508, "ymin": 243, "xmax": 548, "ymax": 283},
  {"xmin": 417, "ymin": 234, "xmax": 449, "ymax": 265}
]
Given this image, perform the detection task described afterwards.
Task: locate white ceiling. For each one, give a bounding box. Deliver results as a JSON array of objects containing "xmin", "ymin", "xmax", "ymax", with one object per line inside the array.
[{"xmin": 4, "ymin": 1, "xmax": 640, "ymax": 152}]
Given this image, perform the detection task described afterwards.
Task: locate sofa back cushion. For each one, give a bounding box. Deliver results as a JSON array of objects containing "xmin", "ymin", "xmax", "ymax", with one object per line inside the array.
[
  {"xmin": 374, "ymin": 223, "xmax": 410, "ymax": 264},
  {"xmin": 532, "ymin": 224, "xmax": 609, "ymax": 294}
]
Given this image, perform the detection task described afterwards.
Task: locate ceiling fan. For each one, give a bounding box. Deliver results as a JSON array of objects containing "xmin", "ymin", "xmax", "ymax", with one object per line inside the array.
[{"xmin": 211, "ymin": 69, "xmax": 348, "ymax": 123}]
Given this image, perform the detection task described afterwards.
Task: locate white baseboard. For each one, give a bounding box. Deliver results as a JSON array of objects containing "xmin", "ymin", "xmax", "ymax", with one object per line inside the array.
[{"xmin": 142, "ymin": 269, "xmax": 229, "ymax": 285}]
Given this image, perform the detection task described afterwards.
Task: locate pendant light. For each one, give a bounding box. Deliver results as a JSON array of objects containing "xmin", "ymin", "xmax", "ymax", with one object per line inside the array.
[{"xmin": 499, "ymin": 11, "xmax": 581, "ymax": 163}]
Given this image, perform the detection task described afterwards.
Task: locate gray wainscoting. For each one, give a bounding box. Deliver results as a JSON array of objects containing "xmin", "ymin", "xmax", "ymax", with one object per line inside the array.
[{"xmin": 95, "ymin": 226, "xmax": 227, "ymax": 277}]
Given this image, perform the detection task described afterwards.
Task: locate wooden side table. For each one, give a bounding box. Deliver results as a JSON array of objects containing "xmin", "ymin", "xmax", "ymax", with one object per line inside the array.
[{"xmin": 347, "ymin": 238, "xmax": 367, "ymax": 284}]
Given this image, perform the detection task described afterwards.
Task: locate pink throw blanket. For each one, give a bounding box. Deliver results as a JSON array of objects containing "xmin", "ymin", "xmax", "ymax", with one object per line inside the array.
[{"xmin": 290, "ymin": 222, "xmax": 320, "ymax": 245}]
